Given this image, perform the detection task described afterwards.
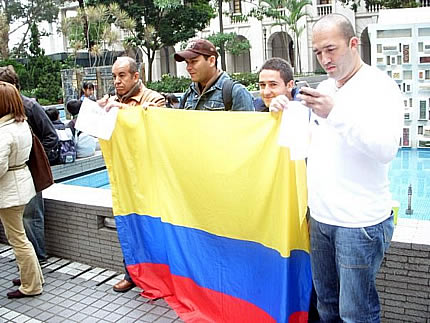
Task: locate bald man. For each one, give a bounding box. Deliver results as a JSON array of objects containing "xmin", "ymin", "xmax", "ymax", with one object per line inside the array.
[
  {"xmin": 98, "ymin": 57, "xmax": 165, "ymax": 293},
  {"xmin": 270, "ymin": 14, "xmax": 403, "ymax": 322},
  {"xmin": 100, "ymin": 56, "xmax": 165, "ymax": 111}
]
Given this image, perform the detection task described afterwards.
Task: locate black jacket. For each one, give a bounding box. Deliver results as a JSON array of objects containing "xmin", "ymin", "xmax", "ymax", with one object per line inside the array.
[{"xmin": 22, "ymin": 95, "xmax": 59, "ymax": 164}]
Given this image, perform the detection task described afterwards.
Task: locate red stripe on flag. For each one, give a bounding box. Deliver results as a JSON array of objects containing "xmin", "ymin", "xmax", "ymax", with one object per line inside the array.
[{"xmin": 128, "ymin": 263, "xmax": 278, "ymax": 323}]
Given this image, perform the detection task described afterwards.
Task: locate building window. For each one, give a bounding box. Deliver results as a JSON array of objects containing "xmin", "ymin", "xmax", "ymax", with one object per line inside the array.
[
  {"xmin": 377, "ymin": 29, "xmax": 411, "ymax": 38},
  {"xmin": 397, "ymin": 55, "xmax": 402, "ymax": 65},
  {"xmin": 231, "ymin": 0, "xmax": 242, "ymax": 14},
  {"xmin": 418, "ymin": 125, "xmax": 423, "ymax": 135},
  {"xmin": 409, "ymin": 98, "xmax": 413, "ymax": 107},
  {"xmin": 377, "ymin": 44, "xmax": 382, "ymax": 53},
  {"xmin": 404, "ymin": 70, "xmax": 412, "ymax": 80},
  {"xmin": 403, "ymin": 44, "xmax": 409, "ymax": 63},
  {"xmin": 426, "ymin": 70, "xmax": 430, "ymax": 80},
  {"xmin": 418, "ymin": 42, "xmax": 423, "ymax": 52},
  {"xmin": 403, "ymin": 128, "xmax": 410, "ymax": 146},
  {"xmin": 420, "ymin": 100, "xmax": 427, "ymax": 120}
]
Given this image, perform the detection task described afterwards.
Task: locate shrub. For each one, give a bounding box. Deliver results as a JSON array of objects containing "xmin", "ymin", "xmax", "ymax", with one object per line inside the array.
[
  {"xmin": 146, "ymin": 72, "xmax": 260, "ymax": 93},
  {"xmin": 230, "ymin": 72, "xmax": 259, "ymax": 91},
  {"xmin": 147, "ymin": 74, "xmax": 191, "ymax": 93}
]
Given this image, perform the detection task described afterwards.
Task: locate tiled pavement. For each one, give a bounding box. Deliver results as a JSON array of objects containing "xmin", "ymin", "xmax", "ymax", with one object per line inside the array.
[{"xmin": 0, "ymin": 244, "xmax": 183, "ymax": 323}]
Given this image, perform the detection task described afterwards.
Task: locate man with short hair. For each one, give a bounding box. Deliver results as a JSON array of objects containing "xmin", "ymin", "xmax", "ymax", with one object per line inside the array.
[
  {"xmin": 174, "ymin": 39, "xmax": 254, "ymax": 111},
  {"xmin": 269, "ymin": 14, "xmax": 403, "ymax": 322},
  {"xmin": 99, "ymin": 56, "xmax": 165, "ymax": 293},
  {"xmin": 0, "ymin": 65, "xmax": 59, "ymax": 264},
  {"xmin": 257, "ymin": 58, "xmax": 299, "ymax": 111},
  {"xmin": 102, "ymin": 56, "xmax": 165, "ymax": 111}
]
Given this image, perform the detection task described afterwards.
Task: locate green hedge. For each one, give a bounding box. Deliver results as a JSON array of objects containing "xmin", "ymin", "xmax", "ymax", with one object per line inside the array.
[{"xmin": 146, "ymin": 72, "xmax": 259, "ymax": 93}]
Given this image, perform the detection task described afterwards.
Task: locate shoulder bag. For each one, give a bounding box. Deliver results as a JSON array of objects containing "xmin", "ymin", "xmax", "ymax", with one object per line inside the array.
[{"xmin": 27, "ymin": 127, "xmax": 54, "ymax": 192}]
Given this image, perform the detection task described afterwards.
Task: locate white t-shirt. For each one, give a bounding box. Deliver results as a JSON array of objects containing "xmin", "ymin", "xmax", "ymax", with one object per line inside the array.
[{"xmin": 307, "ymin": 64, "xmax": 404, "ymax": 228}]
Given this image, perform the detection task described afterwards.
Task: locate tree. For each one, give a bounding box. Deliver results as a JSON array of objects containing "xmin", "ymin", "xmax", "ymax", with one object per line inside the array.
[
  {"xmin": 0, "ymin": 0, "xmax": 65, "ymax": 58},
  {"xmin": 61, "ymin": 3, "xmax": 129, "ymax": 66},
  {"xmin": 231, "ymin": 0, "xmax": 310, "ymax": 72},
  {"xmin": 282, "ymin": 0, "xmax": 311, "ymax": 73},
  {"xmin": 26, "ymin": 22, "xmax": 63, "ymax": 104},
  {"xmin": 87, "ymin": 0, "xmax": 215, "ymax": 82},
  {"xmin": 206, "ymin": 32, "xmax": 251, "ymax": 57}
]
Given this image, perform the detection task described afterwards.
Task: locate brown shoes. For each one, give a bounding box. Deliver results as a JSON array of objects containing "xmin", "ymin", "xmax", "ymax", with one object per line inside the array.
[
  {"xmin": 7, "ymin": 289, "xmax": 41, "ymax": 299},
  {"xmin": 12, "ymin": 278, "xmax": 21, "ymax": 286},
  {"xmin": 113, "ymin": 279, "xmax": 136, "ymax": 293}
]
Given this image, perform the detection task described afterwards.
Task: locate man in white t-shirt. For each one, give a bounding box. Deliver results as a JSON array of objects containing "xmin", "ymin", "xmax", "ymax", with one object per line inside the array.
[{"xmin": 270, "ymin": 14, "xmax": 403, "ymax": 322}]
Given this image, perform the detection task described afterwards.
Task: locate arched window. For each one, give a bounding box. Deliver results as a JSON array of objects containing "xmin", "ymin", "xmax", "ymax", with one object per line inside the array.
[
  {"xmin": 230, "ymin": 35, "xmax": 251, "ymax": 73},
  {"xmin": 160, "ymin": 46, "xmax": 177, "ymax": 76}
]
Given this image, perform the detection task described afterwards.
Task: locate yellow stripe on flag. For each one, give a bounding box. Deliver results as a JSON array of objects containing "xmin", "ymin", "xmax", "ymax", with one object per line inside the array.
[{"xmin": 100, "ymin": 107, "xmax": 309, "ymax": 257}]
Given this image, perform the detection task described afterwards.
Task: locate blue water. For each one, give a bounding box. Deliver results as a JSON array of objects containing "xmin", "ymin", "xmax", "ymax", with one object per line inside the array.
[
  {"xmin": 62, "ymin": 148, "xmax": 430, "ymax": 221},
  {"xmin": 63, "ymin": 169, "xmax": 111, "ymax": 189},
  {"xmin": 389, "ymin": 148, "xmax": 430, "ymax": 221}
]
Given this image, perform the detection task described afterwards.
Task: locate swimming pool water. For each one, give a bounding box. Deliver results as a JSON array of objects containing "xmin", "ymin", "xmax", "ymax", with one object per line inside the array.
[
  {"xmin": 62, "ymin": 148, "xmax": 430, "ymax": 221},
  {"xmin": 63, "ymin": 169, "xmax": 111, "ymax": 189},
  {"xmin": 389, "ymin": 148, "xmax": 430, "ymax": 221}
]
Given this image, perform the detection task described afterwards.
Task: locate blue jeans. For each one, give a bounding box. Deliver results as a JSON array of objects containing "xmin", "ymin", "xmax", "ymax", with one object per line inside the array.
[
  {"xmin": 123, "ymin": 259, "xmax": 133, "ymax": 283},
  {"xmin": 23, "ymin": 192, "xmax": 47, "ymax": 261},
  {"xmin": 310, "ymin": 216, "xmax": 394, "ymax": 323}
]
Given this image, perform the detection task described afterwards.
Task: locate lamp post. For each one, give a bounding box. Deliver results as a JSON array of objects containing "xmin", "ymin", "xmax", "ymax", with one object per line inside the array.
[
  {"xmin": 405, "ymin": 184, "xmax": 413, "ymax": 215},
  {"xmin": 263, "ymin": 27, "xmax": 267, "ymax": 60}
]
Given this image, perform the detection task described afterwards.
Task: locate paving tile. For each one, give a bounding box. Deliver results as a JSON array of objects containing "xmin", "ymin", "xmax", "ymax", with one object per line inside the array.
[
  {"xmin": 58, "ymin": 299, "xmax": 78, "ymax": 308},
  {"xmin": 155, "ymin": 316, "xmax": 177, "ymax": 323},
  {"xmin": 163, "ymin": 310, "xmax": 179, "ymax": 319},
  {"xmin": 11, "ymin": 314, "xmax": 31, "ymax": 323},
  {"xmin": 3, "ymin": 310, "xmax": 20, "ymax": 320},
  {"xmin": 56, "ymin": 308, "xmax": 76, "ymax": 318},
  {"xmin": 92, "ymin": 309, "xmax": 111, "ymax": 319},
  {"xmin": 27, "ymin": 319, "xmax": 44, "ymax": 323},
  {"xmin": 127, "ymin": 308, "xmax": 146, "ymax": 319},
  {"xmin": 69, "ymin": 302, "xmax": 87, "ymax": 312},
  {"xmin": 0, "ymin": 307, "xmax": 10, "ymax": 315},
  {"xmin": 102, "ymin": 302, "xmax": 122, "ymax": 312},
  {"xmin": 25, "ymin": 308, "xmax": 42, "ymax": 317},
  {"xmin": 112, "ymin": 296, "xmax": 130, "ymax": 306},
  {"xmin": 34, "ymin": 311, "xmax": 56, "ymax": 322},
  {"xmin": 81, "ymin": 318, "xmax": 100, "ymax": 323},
  {"xmin": 45, "ymin": 316, "xmax": 67, "ymax": 323},
  {"xmin": 91, "ymin": 299, "xmax": 110, "ymax": 309},
  {"xmin": 111, "ymin": 306, "xmax": 133, "ymax": 316},
  {"xmin": 140, "ymin": 312, "xmax": 160, "ymax": 322},
  {"xmin": 80, "ymin": 306, "xmax": 99, "ymax": 316},
  {"xmin": 102, "ymin": 312, "xmax": 124, "ymax": 322},
  {"xmin": 116, "ymin": 318, "xmax": 137, "ymax": 323},
  {"xmin": 149, "ymin": 306, "xmax": 169, "ymax": 316},
  {"xmin": 124, "ymin": 299, "xmax": 145, "ymax": 309},
  {"xmin": 69, "ymin": 312, "xmax": 88, "ymax": 322}
]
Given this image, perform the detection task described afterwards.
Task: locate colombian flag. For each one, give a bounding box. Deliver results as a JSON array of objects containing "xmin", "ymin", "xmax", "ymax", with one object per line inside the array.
[{"xmin": 100, "ymin": 107, "xmax": 311, "ymax": 322}]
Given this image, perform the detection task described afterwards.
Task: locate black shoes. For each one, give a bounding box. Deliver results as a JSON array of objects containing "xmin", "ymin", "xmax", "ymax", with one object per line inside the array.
[{"xmin": 7, "ymin": 289, "xmax": 41, "ymax": 299}]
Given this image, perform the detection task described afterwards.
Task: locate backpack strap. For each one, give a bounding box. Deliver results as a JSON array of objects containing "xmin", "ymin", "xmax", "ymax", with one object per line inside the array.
[
  {"xmin": 179, "ymin": 88, "xmax": 192, "ymax": 109},
  {"xmin": 222, "ymin": 79, "xmax": 238, "ymax": 111}
]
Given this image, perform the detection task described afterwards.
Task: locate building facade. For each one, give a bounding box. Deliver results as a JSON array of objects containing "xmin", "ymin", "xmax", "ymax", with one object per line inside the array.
[{"xmin": 369, "ymin": 8, "xmax": 430, "ymax": 148}]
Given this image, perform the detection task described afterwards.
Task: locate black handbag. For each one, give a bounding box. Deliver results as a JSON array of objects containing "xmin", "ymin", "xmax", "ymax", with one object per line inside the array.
[{"xmin": 27, "ymin": 127, "xmax": 54, "ymax": 192}]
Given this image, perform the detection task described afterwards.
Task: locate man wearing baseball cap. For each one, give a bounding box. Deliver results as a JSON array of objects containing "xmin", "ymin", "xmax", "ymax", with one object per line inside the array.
[{"xmin": 174, "ymin": 39, "xmax": 254, "ymax": 111}]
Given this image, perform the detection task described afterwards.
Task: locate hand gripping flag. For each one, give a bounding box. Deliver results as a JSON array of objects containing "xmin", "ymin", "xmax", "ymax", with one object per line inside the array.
[{"xmin": 100, "ymin": 107, "xmax": 311, "ymax": 323}]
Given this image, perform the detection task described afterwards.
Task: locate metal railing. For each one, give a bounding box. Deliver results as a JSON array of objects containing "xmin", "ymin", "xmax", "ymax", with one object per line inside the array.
[{"xmin": 316, "ymin": 4, "xmax": 333, "ymax": 16}]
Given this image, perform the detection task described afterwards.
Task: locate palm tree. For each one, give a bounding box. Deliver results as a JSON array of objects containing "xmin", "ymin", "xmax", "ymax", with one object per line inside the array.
[
  {"xmin": 283, "ymin": 0, "xmax": 311, "ymax": 73},
  {"xmin": 256, "ymin": 0, "xmax": 310, "ymax": 72}
]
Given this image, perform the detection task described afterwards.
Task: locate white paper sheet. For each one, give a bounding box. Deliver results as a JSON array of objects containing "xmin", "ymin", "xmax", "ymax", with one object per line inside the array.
[
  {"xmin": 75, "ymin": 98, "xmax": 119, "ymax": 140},
  {"xmin": 278, "ymin": 101, "xmax": 310, "ymax": 160}
]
